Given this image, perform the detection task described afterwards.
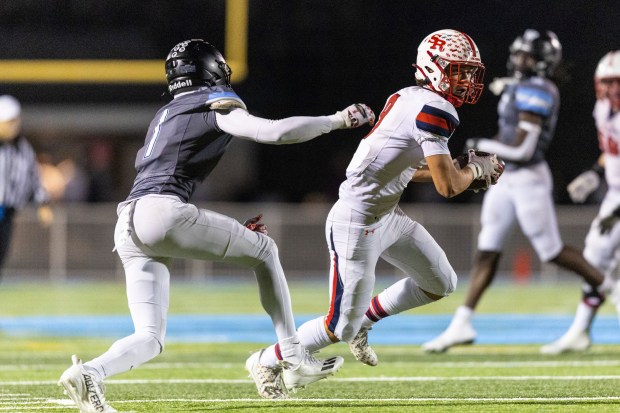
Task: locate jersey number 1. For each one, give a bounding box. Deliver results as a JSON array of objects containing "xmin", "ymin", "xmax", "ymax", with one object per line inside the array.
[{"xmin": 144, "ymin": 109, "xmax": 169, "ymax": 159}]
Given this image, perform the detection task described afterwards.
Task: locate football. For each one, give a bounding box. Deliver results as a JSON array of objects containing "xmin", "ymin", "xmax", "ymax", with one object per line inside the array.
[{"xmin": 454, "ymin": 151, "xmax": 503, "ymax": 191}]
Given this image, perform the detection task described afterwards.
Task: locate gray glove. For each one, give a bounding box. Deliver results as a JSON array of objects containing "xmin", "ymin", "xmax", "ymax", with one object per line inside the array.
[{"xmin": 465, "ymin": 149, "xmax": 504, "ymax": 187}]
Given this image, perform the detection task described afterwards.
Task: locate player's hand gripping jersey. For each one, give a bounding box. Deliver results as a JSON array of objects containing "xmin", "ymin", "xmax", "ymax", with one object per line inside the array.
[{"xmin": 339, "ymin": 86, "xmax": 458, "ymax": 217}]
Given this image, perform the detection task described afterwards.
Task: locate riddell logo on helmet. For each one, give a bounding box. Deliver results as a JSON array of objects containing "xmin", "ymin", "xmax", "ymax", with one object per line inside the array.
[{"xmin": 168, "ymin": 79, "xmax": 193, "ymax": 92}]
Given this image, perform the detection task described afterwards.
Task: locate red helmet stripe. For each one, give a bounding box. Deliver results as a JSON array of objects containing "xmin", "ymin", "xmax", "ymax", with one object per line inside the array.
[{"xmin": 460, "ymin": 31, "xmax": 477, "ymax": 58}]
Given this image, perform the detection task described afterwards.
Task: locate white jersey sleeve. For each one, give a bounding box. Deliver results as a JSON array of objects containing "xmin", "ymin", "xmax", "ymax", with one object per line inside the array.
[
  {"xmin": 215, "ymin": 108, "xmax": 343, "ymax": 144},
  {"xmin": 338, "ymin": 87, "xmax": 458, "ymax": 216},
  {"xmin": 594, "ymin": 99, "xmax": 620, "ymax": 191}
]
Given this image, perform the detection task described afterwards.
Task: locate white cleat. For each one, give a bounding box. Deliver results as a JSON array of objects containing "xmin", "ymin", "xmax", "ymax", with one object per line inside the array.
[
  {"xmin": 245, "ymin": 349, "xmax": 289, "ymax": 399},
  {"xmin": 348, "ymin": 327, "xmax": 378, "ymax": 366},
  {"xmin": 540, "ymin": 330, "xmax": 591, "ymax": 354},
  {"xmin": 57, "ymin": 355, "xmax": 117, "ymax": 413},
  {"xmin": 282, "ymin": 351, "xmax": 344, "ymax": 391},
  {"xmin": 422, "ymin": 320, "xmax": 476, "ymax": 353}
]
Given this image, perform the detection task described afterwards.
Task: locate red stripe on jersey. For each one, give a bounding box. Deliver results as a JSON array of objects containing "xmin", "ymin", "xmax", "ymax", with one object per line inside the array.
[{"xmin": 417, "ymin": 112, "xmax": 449, "ymax": 130}]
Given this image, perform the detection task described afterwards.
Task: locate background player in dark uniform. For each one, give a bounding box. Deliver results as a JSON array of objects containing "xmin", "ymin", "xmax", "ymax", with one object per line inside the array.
[
  {"xmin": 422, "ymin": 30, "xmax": 614, "ymax": 353},
  {"xmin": 58, "ymin": 39, "xmax": 375, "ymax": 410},
  {"xmin": 0, "ymin": 95, "xmax": 52, "ymax": 276}
]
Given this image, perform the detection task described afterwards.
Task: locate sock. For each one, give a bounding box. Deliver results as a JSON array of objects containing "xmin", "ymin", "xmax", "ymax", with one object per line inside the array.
[
  {"xmin": 276, "ymin": 334, "xmax": 303, "ymax": 367},
  {"xmin": 565, "ymin": 284, "xmax": 604, "ymax": 334},
  {"xmin": 83, "ymin": 364, "xmax": 104, "ymax": 382},
  {"xmin": 259, "ymin": 318, "xmax": 332, "ymax": 368},
  {"xmin": 85, "ymin": 332, "xmax": 162, "ymax": 379},
  {"xmin": 365, "ymin": 295, "xmax": 390, "ymax": 323},
  {"xmin": 297, "ymin": 317, "xmax": 333, "ymax": 353},
  {"xmin": 368, "ymin": 278, "xmax": 435, "ymax": 323},
  {"xmin": 452, "ymin": 305, "xmax": 474, "ymax": 326},
  {"xmin": 569, "ymin": 302, "xmax": 596, "ymax": 334}
]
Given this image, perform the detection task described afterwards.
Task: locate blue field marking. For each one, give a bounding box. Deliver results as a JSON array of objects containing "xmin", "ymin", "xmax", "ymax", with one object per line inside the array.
[{"xmin": 1, "ymin": 314, "xmax": 619, "ymax": 344}]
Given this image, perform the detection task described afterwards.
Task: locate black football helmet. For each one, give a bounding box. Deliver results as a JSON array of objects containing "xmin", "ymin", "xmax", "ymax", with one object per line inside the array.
[
  {"xmin": 507, "ymin": 29, "xmax": 562, "ymax": 78},
  {"xmin": 165, "ymin": 39, "xmax": 232, "ymax": 94}
]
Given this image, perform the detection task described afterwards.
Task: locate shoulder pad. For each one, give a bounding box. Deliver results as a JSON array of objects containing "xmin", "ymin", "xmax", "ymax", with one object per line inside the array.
[{"xmin": 209, "ymin": 98, "xmax": 247, "ymax": 111}]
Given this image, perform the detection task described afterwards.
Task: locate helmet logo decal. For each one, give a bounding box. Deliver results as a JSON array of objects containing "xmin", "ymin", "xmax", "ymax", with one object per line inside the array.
[
  {"xmin": 168, "ymin": 79, "xmax": 193, "ymax": 93},
  {"xmin": 428, "ymin": 34, "xmax": 446, "ymax": 51},
  {"xmin": 169, "ymin": 40, "xmax": 192, "ymax": 58}
]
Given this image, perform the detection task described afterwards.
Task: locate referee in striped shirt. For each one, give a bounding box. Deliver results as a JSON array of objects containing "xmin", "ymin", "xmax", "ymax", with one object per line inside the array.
[{"xmin": 0, "ymin": 95, "xmax": 53, "ymax": 274}]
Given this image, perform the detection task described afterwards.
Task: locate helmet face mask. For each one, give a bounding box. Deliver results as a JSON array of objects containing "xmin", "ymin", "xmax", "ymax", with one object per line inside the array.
[
  {"xmin": 507, "ymin": 29, "xmax": 562, "ymax": 78},
  {"xmin": 165, "ymin": 39, "xmax": 232, "ymax": 95},
  {"xmin": 414, "ymin": 29, "xmax": 485, "ymax": 107},
  {"xmin": 447, "ymin": 63, "xmax": 485, "ymax": 105}
]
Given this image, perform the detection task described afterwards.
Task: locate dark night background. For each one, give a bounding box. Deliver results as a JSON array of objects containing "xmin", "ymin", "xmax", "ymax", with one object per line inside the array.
[{"xmin": 0, "ymin": 0, "xmax": 618, "ymax": 204}]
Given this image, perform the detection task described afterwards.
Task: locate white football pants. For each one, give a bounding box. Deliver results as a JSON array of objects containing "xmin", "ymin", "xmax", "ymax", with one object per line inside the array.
[
  {"xmin": 298, "ymin": 200, "xmax": 457, "ymax": 348},
  {"xmin": 584, "ymin": 189, "xmax": 620, "ymax": 278},
  {"xmin": 478, "ymin": 162, "xmax": 563, "ymax": 262},
  {"xmin": 85, "ymin": 194, "xmax": 297, "ymax": 379}
]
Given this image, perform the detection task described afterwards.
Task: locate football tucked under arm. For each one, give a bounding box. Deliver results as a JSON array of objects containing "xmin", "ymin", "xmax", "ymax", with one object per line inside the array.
[{"xmin": 454, "ymin": 150, "xmax": 505, "ymax": 192}]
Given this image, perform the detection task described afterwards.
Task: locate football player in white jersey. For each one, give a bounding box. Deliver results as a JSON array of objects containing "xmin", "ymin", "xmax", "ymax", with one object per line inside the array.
[
  {"xmin": 541, "ymin": 50, "xmax": 620, "ymax": 354},
  {"xmin": 57, "ymin": 39, "xmax": 376, "ymax": 410},
  {"xmin": 422, "ymin": 30, "xmax": 615, "ymax": 354},
  {"xmin": 250, "ymin": 29, "xmax": 503, "ymax": 383}
]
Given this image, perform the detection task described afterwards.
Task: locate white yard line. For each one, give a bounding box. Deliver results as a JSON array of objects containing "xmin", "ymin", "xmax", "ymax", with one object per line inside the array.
[
  {"xmin": 3, "ymin": 375, "xmax": 620, "ymax": 386},
  {"xmin": 1, "ymin": 395, "xmax": 620, "ymax": 411},
  {"xmin": 3, "ymin": 359, "xmax": 620, "ymax": 371}
]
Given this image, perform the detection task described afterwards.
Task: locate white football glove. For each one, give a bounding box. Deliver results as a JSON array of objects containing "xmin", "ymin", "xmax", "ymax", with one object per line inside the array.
[
  {"xmin": 567, "ymin": 170, "xmax": 601, "ymax": 203},
  {"xmin": 488, "ymin": 77, "xmax": 518, "ymax": 96},
  {"xmin": 465, "ymin": 149, "xmax": 504, "ymax": 187},
  {"xmin": 337, "ymin": 103, "xmax": 375, "ymax": 129}
]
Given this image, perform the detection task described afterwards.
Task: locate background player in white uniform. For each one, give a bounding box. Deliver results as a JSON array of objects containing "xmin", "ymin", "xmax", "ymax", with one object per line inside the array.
[
  {"xmin": 250, "ymin": 29, "xmax": 503, "ymax": 382},
  {"xmin": 541, "ymin": 50, "xmax": 620, "ymax": 354},
  {"xmin": 57, "ymin": 39, "xmax": 375, "ymax": 411},
  {"xmin": 422, "ymin": 30, "xmax": 614, "ymax": 353}
]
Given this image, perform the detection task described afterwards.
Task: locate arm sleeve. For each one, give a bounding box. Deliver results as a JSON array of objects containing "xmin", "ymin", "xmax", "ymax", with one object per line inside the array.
[
  {"xmin": 215, "ymin": 108, "xmax": 345, "ymax": 144},
  {"xmin": 476, "ymin": 121, "xmax": 541, "ymax": 162}
]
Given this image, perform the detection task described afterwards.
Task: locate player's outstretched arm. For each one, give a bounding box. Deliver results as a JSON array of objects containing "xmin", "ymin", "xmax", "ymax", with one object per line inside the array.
[{"xmin": 215, "ymin": 104, "xmax": 374, "ymax": 145}]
